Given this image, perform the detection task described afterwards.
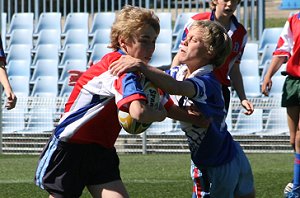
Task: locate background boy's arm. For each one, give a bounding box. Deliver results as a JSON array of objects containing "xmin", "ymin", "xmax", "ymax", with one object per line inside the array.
[{"xmin": 0, "ymin": 64, "xmax": 17, "ymax": 110}]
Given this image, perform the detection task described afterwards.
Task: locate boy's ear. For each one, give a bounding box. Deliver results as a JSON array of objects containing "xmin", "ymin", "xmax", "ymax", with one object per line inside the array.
[{"xmin": 119, "ymin": 37, "xmax": 127, "ymax": 52}]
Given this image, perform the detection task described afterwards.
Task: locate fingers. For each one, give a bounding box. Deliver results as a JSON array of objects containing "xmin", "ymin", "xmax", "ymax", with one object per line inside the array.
[
  {"xmin": 241, "ymin": 100, "xmax": 254, "ymax": 115},
  {"xmin": 5, "ymin": 95, "xmax": 17, "ymax": 110}
]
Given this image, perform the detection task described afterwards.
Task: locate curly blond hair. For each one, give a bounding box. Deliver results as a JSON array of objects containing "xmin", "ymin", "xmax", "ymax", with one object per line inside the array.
[
  {"xmin": 189, "ymin": 20, "xmax": 232, "ymax": 67},
  {"xmin": 109, "ymin": 5, "xmax": 160, "ymax": 50}
]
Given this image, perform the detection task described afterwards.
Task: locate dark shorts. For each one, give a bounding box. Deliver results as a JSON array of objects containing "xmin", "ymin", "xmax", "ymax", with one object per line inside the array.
[
  {"xmin": 35, "ymin": 136, "xmax": 121, "ymax": 198},
  {"xmin": 281, "ymin": 76, "xmax": 300, "ymax": 107}
]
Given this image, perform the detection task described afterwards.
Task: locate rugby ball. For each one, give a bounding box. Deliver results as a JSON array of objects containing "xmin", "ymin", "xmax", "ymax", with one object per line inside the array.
[{"xmin": 118, "ymin": 76, "xmax": 160, "ymax": 134}]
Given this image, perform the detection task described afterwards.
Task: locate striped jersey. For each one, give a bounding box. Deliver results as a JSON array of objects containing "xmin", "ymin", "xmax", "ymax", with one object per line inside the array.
[
  {"xmin": 166, "ymin": 65, "xmax": 237, "ymax": 167},
  {"xmin": 273, "ymin": 12, "xmax": 300, "ymax": 77},
  {"xmin": 54, "ymin": 50, "xmax": 173, "ymax": 148},
  {"xmin": 0, "ymin": 35, "xmax": 6, "ymax": 65},
  {"xmin": 179, "ymin": 11, "xmax": 248, "ymax": 86}
]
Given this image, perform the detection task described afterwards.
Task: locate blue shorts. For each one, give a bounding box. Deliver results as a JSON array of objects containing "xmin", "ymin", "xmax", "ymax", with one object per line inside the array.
[{"xmin": 191, "ymin": 142, "xmax": 254, "ymax": 198}]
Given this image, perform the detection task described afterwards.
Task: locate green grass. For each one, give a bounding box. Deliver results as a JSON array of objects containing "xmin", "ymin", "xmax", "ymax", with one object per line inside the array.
[{"xmin": 0, "ymin": 153, "xmax": 294, "ymax": 198}]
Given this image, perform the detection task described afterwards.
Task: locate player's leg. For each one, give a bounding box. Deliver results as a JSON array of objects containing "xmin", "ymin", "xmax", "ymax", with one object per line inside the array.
[{"xmin": 87, "ymin": 180, "xmax": 129, "ymax": 198}]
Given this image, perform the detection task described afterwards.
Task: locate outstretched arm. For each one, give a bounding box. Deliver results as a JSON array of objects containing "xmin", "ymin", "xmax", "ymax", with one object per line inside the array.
[{"xmin": 109, "ymin": 55, "xmax": 196, "ymax": 98}]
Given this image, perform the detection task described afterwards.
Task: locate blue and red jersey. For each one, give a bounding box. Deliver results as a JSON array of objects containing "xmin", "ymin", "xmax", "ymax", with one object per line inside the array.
[
  {"xmin": 55, "ymin": 50, "xmax": 173, "ymax": 148},
  {"xmin": 179, "ymin": 11, "xmax": 248, "ymax": 86},
  {"xmin": 0, "ymin": 35, "xmax": 6, "ymax": 65},
  {"xmin": 273, "ymin": 12, "xmax": 300, "ymax": 77},
  {"xmin": 166, "ymin": 65, "xmax": 236, "ymax": 167}
]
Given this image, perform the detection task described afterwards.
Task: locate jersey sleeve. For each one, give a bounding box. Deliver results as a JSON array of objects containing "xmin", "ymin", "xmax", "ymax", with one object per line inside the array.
[
  {"xmin": 114, "ymin": 72, "xmax": 147, "ymax": 112},
  {"xmin": 273, "ymin": 17, "xmax": 293, "ymax": 59}
]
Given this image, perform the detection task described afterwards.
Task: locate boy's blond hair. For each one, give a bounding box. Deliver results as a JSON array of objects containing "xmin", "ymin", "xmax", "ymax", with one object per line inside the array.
[
  {"xmin": 109, "ymin": 5, "xmax": 160, "ymax": 50},
  {"xmin": 190, "ymin": 20, "xmax": 232, "ymax": 67},
  {"xmin": 210, "ymin": 0, "xmax": 241, "ymax": 10}
]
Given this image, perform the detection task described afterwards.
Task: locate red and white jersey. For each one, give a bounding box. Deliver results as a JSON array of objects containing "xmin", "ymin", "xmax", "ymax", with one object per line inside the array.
[
  {"xmin": 0, "ymin": 35, "xmax": 6, "ymax": 65},
  {"xmin": 54, "ymin": 50, "xmax": 174, "ymax": 148},
  {"xmin": 179, "ymin": 11, "xmax": 248, "ymax": 86},
  {"xmin": 273, "ymin": 12, "xmax": 300, "ymax": 77}
]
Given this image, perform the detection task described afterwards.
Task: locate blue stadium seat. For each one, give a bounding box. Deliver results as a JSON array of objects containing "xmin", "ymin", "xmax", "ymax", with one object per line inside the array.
[
  {"xmin": 7, "ymin": 76, "xmax": 30, "ymax": 97},
  {"xmin": 26, "ymin": 107, "xmax": 55, "ymax": 132},
  {"xmin": 232, "ymin": 109, "xmax": 263, "ymax": 134},
  {"xmin": 7, "ymin": 60, "xmax": 31, "ymax": 77},
  {"xmin": 7, "ymin": 29, "xmax": 33, "ymax": 49},
  {"xmin": 1, "ymin": 13, "xmax": 7, "ymax": 50},
  {"xmin": 149, "ymin": 43, "xmax": 172, "ymax": 67},
  {"xmin": 173, "ymin": 12, "xmax": 197, "ymax": 37},
  {"xmin": 6, "ymin": 44, "xmax": 32, "ymax": 63},
  {"xmin": 89, "ymin": 29, "xmax": 111, "ymax": 52},
  {"xmin": 258, "ymin": 27, "xmax": 282, "ymax": 53},
  {"xmin": 59, "ymin": 59, "xmax": 87, "ymax": 84},
  {"xmin": 62, "ymin": 29, "xmax": 89, "ymax": 50},
  {"xmin": 6, "ymin": 13, "xmax": 34, "ymax": 36},
  {"xmin": 34, "ymin": 29, "xmax": 61, "ymax": 50},
  {"xmin": 89, "ymin": 12, "xmax": 115, "ymax": 36},
  {"xmin": 32, "ymin": 44, "xmax": 59, "ymax": 66},
  {"xmin": 156, "ymin": 12, "xmax": 172, "ymax": 30},
  {"xmin": 263, "ymin": 108, "xmax": 289, "ymax": 134},
  {"xmin": 172, "ymin": 29, "xmax": 184, "ymax": 54},
  {"xmin": 59, "ymin": 78, "xmax": 74, "ymax": 97},
  {"xmin": 2, "ymin": 107, "xmax": 26, "ymax": 133},
  {"xmin": 59, "ymin": 44, "xmax": 87, "ymax": 66},
  {"xmin": 31, "ymin": 59, "xmax": 59, "ymax": 82},
  {"xmin": 89, "ymin": 44, "xmax": 112, "ymax": 64},
  {"xmin": 62, "ymin": 12, "xmax": 89, "ymax": 35},
  {"xmin": 241, "ymin": 76, "xmax": 261, "ymax": 98},
  {"xmin": 279, "ymin": 0, "xmax": 300, "ymax": 10},
  {"xmin": 31, "ymin": 76, "xmax": 58, "ymax": 97},
  {"xmin": 268, "ymin": 75, "xmax": 286, "ymax": 97},
  {"xmin": 34, "ymin": 12, "xmax": 62, "ymax": 36},
  {"xmin": 242, "ymin": 42, "xmax": 258, "ymax": 60},
  {"xmin": 239, "ymin": 59, "xmax": 259, "ymax": 77},
  {"xmin": 259, "ymin": 43, "xmax": 277, "ymax": 67},
  {"xmin": 156, "ymin": 29, "xmax": 172, "ymax": 45}
]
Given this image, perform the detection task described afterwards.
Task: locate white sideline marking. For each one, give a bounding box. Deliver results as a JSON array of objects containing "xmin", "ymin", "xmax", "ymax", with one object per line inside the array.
[{"xmin": 0, "ymin": 179, "xmax": 33, "ymax": 184}]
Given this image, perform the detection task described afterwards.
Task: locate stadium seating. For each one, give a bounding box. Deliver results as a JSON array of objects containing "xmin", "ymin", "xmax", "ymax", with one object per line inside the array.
[
  {"xmin": 34, "ymin": 29, "xmax": 61, "ymax": 50},
  {"xmin": 61, "ymin": 29, "xmax": 89, "ymax": 50},
  {"xmin": 233, "ymin": 109, "xmax": 263, "ymax": 134},
  {"xmin": 7, "ymin": 29, "xmax": 33, "ymax": 49},
  {"xmin": 172, "ymin": 29, "xmax": 184, "ymax": 54},
  {"xmin": 7, "ymin": 76, "xmax": 30, "ymax": 97},
  {"xmin": 89, "ymin": 12, "xmax": 115, "ymax": 36},
  {"xmin": 173, "ymin": 12, "xmax": 197, "ymax": 37},
  {"xmin": 156, "ymin": 29, "xmax": 173, "ymax": 45},
  {"xmin": 7, "ymin": 60, "xmax": 31, "ymax": 77},
  {"xmin": 263, "ymin": 108, "xmax": 289, "ymax": 134},
  {"xmin": 30, "ymin": 59, "xmax": 59, "ymax": 82},
  {"xmin": 267, "ymin": 75, "xmax": 285, "ymax": 97},
  {"xmin": 31, "ymin": 76, "xmax": 58, "ymax": 97},
  {"xmin": 259, "ymin": 43, "xmax": 277, "ymax": 68},
  {"xmin": 261, "ymin": 61, "xmax": 286, "ymax": 82},
  {"xmin": 33, "ymin": 12, "xmax": 62, "ymax": 36},
  {"xmin": 156, "ymin": 12, "xmax": 172, "ymax": 30},
  {"xmin": 26, "ymin": 107, "xmax": 55, "ymax": 132},
  {"xmin": 239, "ymin": 59, "xmax": 259, "ymax": 77},
  {"xmin": 62, "ymin": 12, "xmax": 89, "ymax": 35},
  {"xmin": 149, "ymin": 43, "xmax": 172, "ymax": 67},
  {"xmin": 32, "ymin": 44, "xmax": 60, "ymax": 66},
  {"xmin": 258, "ymin": 27, "xmax": 282, "ymax": 53},
  {"xmin": 59, "ymin": 78, "xmax": 74, "ymax": 97},
  {"xmin": 242, "ymin": 42, "xmax": 259, "ymax": 60},
  {"xmin": 240, "ymin": 76, "xmax": 262, "ymax": 98},
  {"xmin": 89, "ymin": 44, "xmax": 113, "ymax": 64},
  {"xmin": 89, "ymin": 29, "xmax": 111, "ymax": 52},
  {"xmin": 6, "ymin": 13, "xmax": 33, "ymax": 37},
  {"xmin": 279, "ymin": 0, "xmax": 300, "ymax": 10},
  {"xmin": 2, "ymin": 107, "xmax": 26, "ymax": 133},
  {"xmin": 59, "ymin": 44, "xmax": 87, "ymax": 66},
  {"xmin": 59, "ymin": 59, "xmax": 87, "ymax": 84},
  {"xmin": 6, "ymin": 44, "xmax": 32, "ymax": 63}
]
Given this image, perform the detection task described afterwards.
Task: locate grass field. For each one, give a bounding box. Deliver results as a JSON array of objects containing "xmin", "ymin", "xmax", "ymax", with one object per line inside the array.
[{"xmin": 0, "ymin": 153, "xmax": 294, "ymax": 198}]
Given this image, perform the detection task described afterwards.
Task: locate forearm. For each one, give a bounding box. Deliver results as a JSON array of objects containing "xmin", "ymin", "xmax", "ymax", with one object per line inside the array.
[
  {"xmin": 264, "ymin": 56, "xmax": 286, "ymax": 79},
  {"xmin": 0, "ymin": 65, "xmax": 13, "ymax": 92}
]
